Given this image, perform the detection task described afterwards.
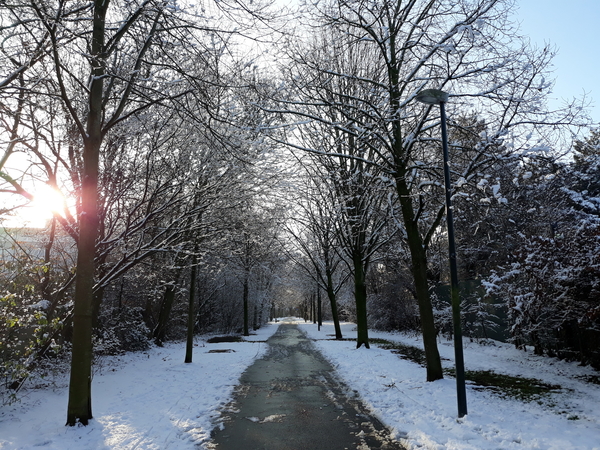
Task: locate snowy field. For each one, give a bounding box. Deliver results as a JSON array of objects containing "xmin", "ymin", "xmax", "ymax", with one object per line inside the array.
[
  {"xmin": 298, "ymin": 320, "xmax": 600, "ymax": 450},
  {"xmin": 0, "ymin": 325, "xmax": 278, "ymax": 449},
  {"xmin": 1, "ymin": 319, "xmax": 599, "ymax": 449}
]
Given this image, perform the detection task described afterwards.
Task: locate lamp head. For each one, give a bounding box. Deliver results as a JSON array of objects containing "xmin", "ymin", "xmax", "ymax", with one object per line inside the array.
[{"xmin": 416, "ymin": 89, "xmax": 449, "ymax": 105}]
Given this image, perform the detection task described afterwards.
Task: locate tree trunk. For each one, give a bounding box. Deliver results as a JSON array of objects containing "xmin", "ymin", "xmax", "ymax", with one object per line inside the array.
[
  {"xmin": 253, "ymin": 302, "xmax": 258, "ymax": 331},
  {"xmin": 91, "ymin": 286, "xmax": 105, "ymax": 329},
  {"xmin": 243, "ymin": 271, "xmax": 249, "ymax": 336},
  {"xmin": 353, "ymin": 253, "xmax": 369, "ymax": 349},
  {"xmin": 142, "ymin": 296, "xmax": 155, "ymax": 331},
  {"xmin": 153, "ymin": 284, "xmax": 177, "ymax": 346},
  {"xmin": 66, "ymin": 143, "xmax": 99, "ymax": 426},
  {"xmin": 185, "ymin": 258, "xmax": 197, "ymax": 363},
  {"xmin": 395, "ymin": 176, "xmax": 443, "ymax": 381},
  {"xmin": 66, "ymin": 0, "xmax": 108, "ymax": 426},
  {"xmin": 317, "ymin": 287, "xmax": 322, "ymax": 330},
  {"xmin": 326, "ymin": 268, "xmax": 343, "ymax": 339},
  {"xmin": 41, "ymin": 217, "xmax": 56, "ymax": 318}
]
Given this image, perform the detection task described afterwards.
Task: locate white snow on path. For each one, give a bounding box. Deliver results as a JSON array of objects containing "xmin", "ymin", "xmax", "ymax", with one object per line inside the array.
[
  {"xmin": 0, "ymin": 324, "xmax": 278, "ymax": 450},
  {"xmin": 298, "ymin": 319, "xmax": 600, "ymax": 450}
]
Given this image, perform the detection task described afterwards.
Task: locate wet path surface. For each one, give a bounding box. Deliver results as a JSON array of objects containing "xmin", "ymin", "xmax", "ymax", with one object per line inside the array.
[{"xmin": 208, "ymin": 323, "xmax": 405, "ymax": 450}]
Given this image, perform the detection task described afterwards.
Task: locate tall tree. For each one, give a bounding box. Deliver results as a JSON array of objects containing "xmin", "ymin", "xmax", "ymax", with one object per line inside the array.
[
  {"xmin": 7, "ymin": 0, "xmax": 259, "ymax": 425},
  {"xmin": 276, "ymin": 0, "xmax": 587, "ymax": 380},
  {"xmin": 281, "ymin": 28, "xmax": 393, "ymax": 348}
]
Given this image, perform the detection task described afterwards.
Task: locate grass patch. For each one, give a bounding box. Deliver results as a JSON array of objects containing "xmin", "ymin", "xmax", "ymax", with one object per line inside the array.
[
  {"xmin": 374, "ymin": 340, "xmax": 429, "ymax": 367},
  {"xmin": 445, "ymin": 368, "xmax": 562, "ymax": 401},
  {"xmin": 366, "ymin": 338, "xmax": 562, "ymax": 402},
  {"xmin": 335, "ymin": 337, "xmax": 429, "ymax": 366}
]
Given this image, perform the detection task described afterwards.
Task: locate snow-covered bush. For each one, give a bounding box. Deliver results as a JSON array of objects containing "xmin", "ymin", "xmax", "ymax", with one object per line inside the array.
[
  {"xmin": 95, "ymin": 306, "xmax": 151, "ymax": 355},
  {"xmin": 484, "ymin": 220, "xmax": 600, "ymax": 367},
  {"xmin": 0, "ymin": 292, "xmax": 65, "ymax": 404},
  {"xmin": 478, "ymin": 144, "xmax": 600, "ymax": 367},
  {"xmin": 431, "ymin": 284, "xmax": 503, "ymax": 342},
  {"xmin": 461, "ymin": 296, "xmax": 503, "ymax": 341}
]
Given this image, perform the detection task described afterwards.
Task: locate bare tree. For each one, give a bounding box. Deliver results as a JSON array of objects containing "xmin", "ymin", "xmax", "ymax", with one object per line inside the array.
[
  {"xmin": 0, "ymin": 0, "xmax": 280, "ymax": 424},
  {"xmin": 273, "ymin": 0, "xmax": 588, "ymax": 380},
  {"xmin": 284, "ymin": 166, "xmax": 350, "ymax": 339}
]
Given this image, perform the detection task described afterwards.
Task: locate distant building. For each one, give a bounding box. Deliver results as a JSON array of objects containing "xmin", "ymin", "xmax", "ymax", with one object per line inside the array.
[{"xmin": 0, "ymin": 223, "xmax": 76, "ymax": 268}]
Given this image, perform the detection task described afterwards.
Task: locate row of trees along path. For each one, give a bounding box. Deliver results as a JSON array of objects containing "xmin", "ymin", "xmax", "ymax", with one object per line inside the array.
[{"xmin": 0, "ymin": 0, "xmax": 594, "ymax": 429}]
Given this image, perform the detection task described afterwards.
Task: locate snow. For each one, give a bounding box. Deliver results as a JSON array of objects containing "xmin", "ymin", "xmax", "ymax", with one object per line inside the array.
[
  {"xmin": 2, "ymin": 319, "xmax": 600, "ymax": 450},
  {"xmin": 0, "ymin": 325, "xmax": 278, "ymax": 450},
  {"xmin": 299, "ymin": 320, "xmax": 600, "ymax": 450}
]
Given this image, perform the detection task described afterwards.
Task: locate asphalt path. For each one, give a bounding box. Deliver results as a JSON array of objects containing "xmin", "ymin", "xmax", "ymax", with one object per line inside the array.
[{"xmin": 208, "ymin": 323, "xmax": 406, "ymax": 450}]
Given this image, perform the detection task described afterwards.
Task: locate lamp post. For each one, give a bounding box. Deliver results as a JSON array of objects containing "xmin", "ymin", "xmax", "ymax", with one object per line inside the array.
[{"xmin": 416, "ymin": 88, "xmax": 468, "ymax": 418}]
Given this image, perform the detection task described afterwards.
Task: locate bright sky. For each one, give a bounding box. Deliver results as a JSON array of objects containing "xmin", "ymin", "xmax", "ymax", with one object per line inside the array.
[{"xmin": 516, "ymin": 0, "xmax": 600, "ymax": 124}]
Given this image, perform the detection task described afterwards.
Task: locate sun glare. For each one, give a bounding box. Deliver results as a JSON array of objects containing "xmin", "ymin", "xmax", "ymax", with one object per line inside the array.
[
  {"xmin": 32, "ymin": 186, "xmax": 66, "ymax": 215},
  {"xmin": 1, "ymin": 186, "xmax": 69, "ymax": 229}
]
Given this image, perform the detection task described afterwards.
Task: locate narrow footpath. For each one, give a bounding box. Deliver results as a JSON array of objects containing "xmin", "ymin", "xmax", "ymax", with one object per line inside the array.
[{"xmin": 208, "ymin": 323, "xmax": 406, "ymax": 450}]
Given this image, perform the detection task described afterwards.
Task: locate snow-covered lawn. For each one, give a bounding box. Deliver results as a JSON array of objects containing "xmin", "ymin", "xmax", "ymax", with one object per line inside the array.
[
  {"xmin": 1, "ymin": 319, "xmax": 599, "ymax": 449},
  {"xmin": 0, "ymin": 324, "xmax": 278, "ymax": 450},
  {"xmin": 298, "ymin": 320, "xmax": 600, "ymax": 450}
]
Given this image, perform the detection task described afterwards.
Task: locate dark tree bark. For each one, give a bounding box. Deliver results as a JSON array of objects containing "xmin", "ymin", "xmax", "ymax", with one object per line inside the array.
[
  {"xmin": 253, "ymin": 303, "xmax": 258, "ymax": 331},
  {"xmin": 353, "ymin": 252, "xmax": 369, "ymax": 349},
  {"xmin": 185, "ymin": 256, "xmax": 198, "ymax": 363},
  {"xmin": 396, "ymin": 177, "xmax": 443, "ymax": 380},
  {"xmin": 243, "ymin": 269, "xmax": 249, "ymax": 336},
  {"xmin": 325, "ymin": 267, "xmax": 343, "ymax": 339},
  {"xmin": 91, "ymin": 287, "xmax": 105, "ymax": 329},
  {"xmin": 66, "ymin": 0, "xmax": 107, "ymax": 426},
  {"xmin": 317, "ymin": 287, "xmax": 322, "ymax": 330},
  {"xmin": 154, "ymin": 284, "xmax": 178, "ymax": 346}
]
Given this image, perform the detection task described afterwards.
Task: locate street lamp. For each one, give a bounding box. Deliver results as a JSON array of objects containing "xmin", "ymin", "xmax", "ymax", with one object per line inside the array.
[{"xmin": 416, "ymin": 88, "xmax": 468, "ymax": 418}]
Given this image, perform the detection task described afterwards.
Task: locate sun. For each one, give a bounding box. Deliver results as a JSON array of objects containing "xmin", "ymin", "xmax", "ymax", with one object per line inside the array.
[
  {"xmin": 22, "ymin": 186, "xmax": 70, "ymax": 228},
  {"xmin": 1, "ymin": 186, "xmax": 69, "ymax": 229},
  {"xmin": 32, "ymin": 186, "xmax": 67, "ymax": 215}
]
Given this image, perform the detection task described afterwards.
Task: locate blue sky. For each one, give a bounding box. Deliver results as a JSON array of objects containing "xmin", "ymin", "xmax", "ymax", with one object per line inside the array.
[{"xmin": 516, "ymin": 0, "xmax": 600, "ymax": 124}]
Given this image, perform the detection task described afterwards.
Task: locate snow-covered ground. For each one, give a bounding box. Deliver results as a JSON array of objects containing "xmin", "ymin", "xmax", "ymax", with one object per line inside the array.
[
  {"xmin": 1, "ymin": 319, "xmax": 599, "ymax": 449},
  {"xmin": 0, "ymin": 325, "xmax": 278, "ymax": 450},
  {"xmin": 298, "ymin": 320, "xmax": 600, "ymax": 450}
]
